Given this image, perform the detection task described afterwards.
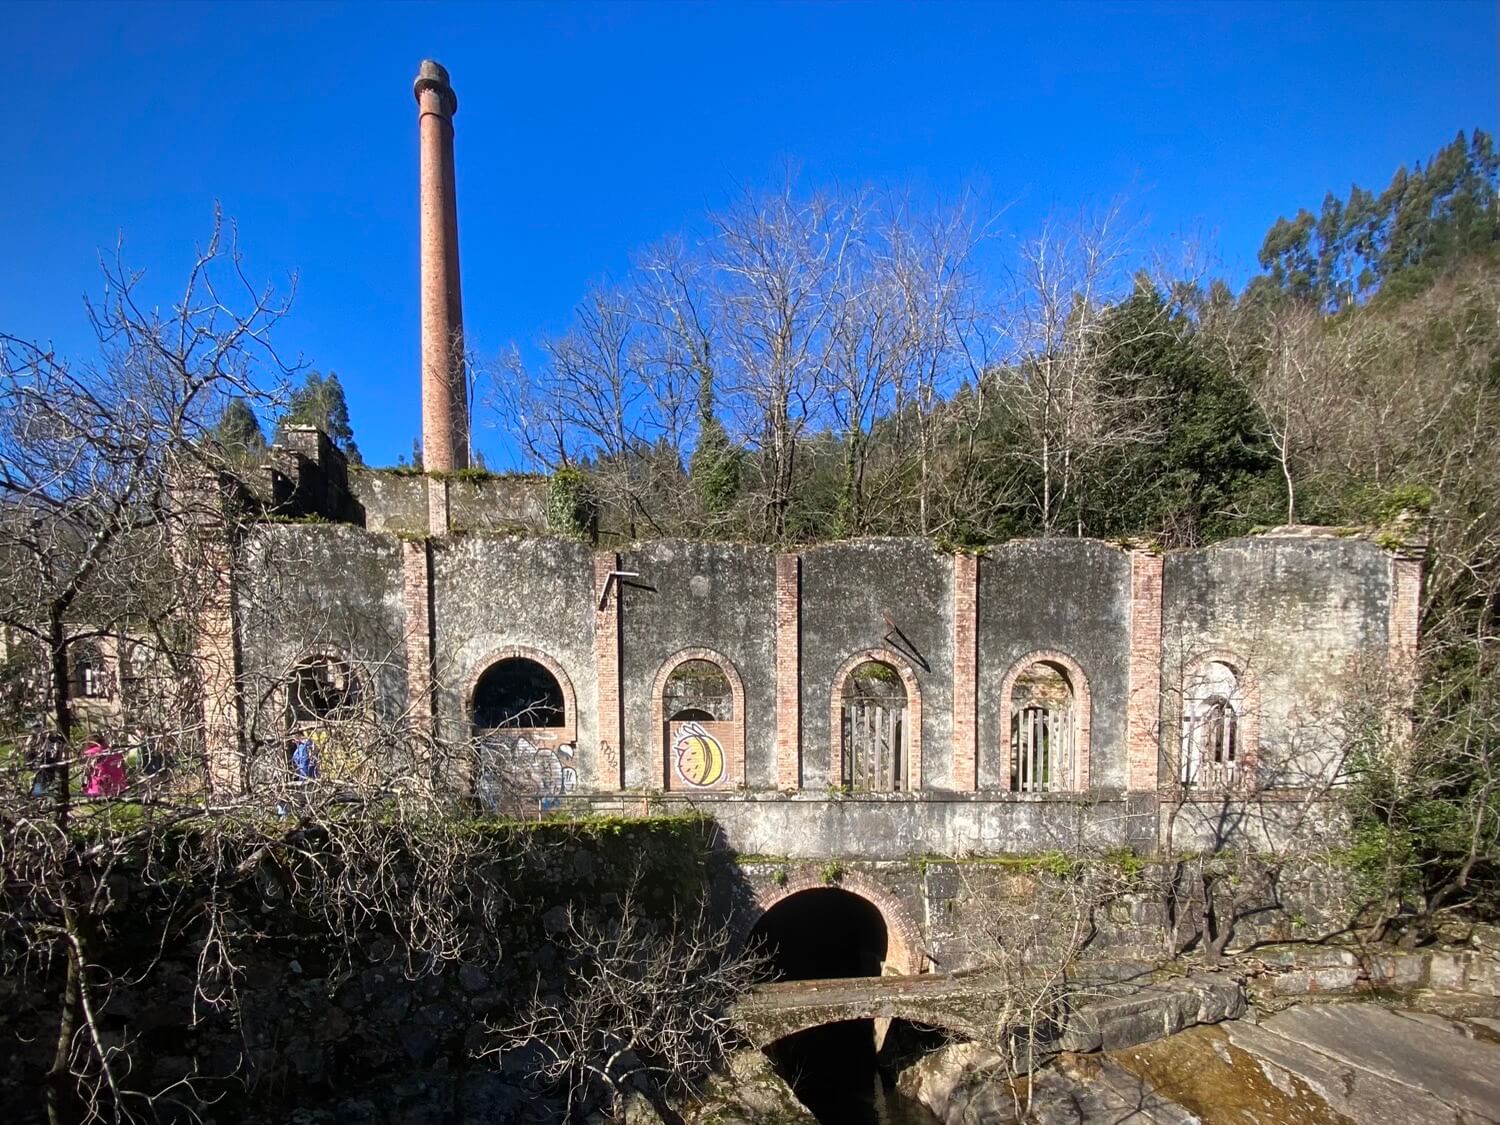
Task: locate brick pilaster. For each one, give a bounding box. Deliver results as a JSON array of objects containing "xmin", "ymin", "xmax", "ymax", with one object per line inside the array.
[
  {"xmin": 951, "ymin": 552, "xmax": 979, "ymax": 790},
  {"xmin": 197, "ymin": 534, "xmax": 244, "ymax": 799},
  {"xmin": 1388, "ymin": 554, "xmax": 1423, "ymax": 725},
  {"xmin": 774, "ymin": 554, "xmax": 802, "ymax": 790},
  {"xmin": 426, "ymin": 476, "xmax": 450, "ymax": 536},
  {"xmin": 1125, "ymin": 549, "xmax": 1164, "ymax": 792},
  {"xmin": 593, "ymin": 551, "xmax": 623, "ymax": 790},
  {"xmin": 1388, "ymin": 555, "xmax": 1422, "ymax": 674},
  {"xmin": 400, "ymin": 539, "xmax": 436, "ymax": 760}
]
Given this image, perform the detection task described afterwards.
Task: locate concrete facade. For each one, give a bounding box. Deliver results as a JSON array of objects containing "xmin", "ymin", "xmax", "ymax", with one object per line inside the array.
[{"xmin": 222, "ymin": 507, "xmax": 1420, "ymax": 861}]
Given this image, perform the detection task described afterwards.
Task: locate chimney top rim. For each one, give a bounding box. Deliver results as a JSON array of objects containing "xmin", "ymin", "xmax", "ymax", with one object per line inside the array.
[{"xmin": 413, "ymin": 59, "xmax": 457, "ymax": 114}]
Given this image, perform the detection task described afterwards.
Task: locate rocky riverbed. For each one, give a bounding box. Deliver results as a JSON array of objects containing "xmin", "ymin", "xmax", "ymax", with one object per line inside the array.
[{"xmin": 898, "ymin": 1000, "xmax": 1500, "ymax": 1124}]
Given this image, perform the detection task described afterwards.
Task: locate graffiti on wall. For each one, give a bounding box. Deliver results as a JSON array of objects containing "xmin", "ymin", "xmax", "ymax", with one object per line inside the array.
[
  {"xmin": 477, "ymin": 735, "xmax": 577, "ymax": 811},
  {"xmin": 673, "ymin": 721, "xmax": 725, "ymax": 788}
]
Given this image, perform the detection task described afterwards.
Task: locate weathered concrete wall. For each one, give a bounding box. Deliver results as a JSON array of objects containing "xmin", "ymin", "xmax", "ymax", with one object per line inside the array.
[
  {"xmin": 350, "ymin": 470, "xmax": 548, "ymax": 535},
  {"xmin": 1161, "ymin": 533, "xmax": 1392, "ymax": 785},
  {"xmin": 349, "ymin": 470, "xmax": 429, "ymax": 532},
  {"xmin": 617, "ymin": 540, "xmax": 779, "ymax": 789},
  {"xmin": 566, "ymin": 792, "xmax": 1158, "ymax": 860},
  {"xmin": 976, "ymin": 540, "xmax": 1132, "ymax": 790},
  {"xmin": 429, "ymin": 533, "xmax": 600, "ymax": 782},
  {"xmin": 800, "ymin": 539, "xmax": 955, "ymax": 789},
  {"xmin": 447, "ymin": 476, "xmax": 549, "ymax": 532},
  {"xmin": 227, "ymin": 527, "xmax": 1407, "ymax": 853},
  {"xmin": 236, "ymin": 524, "xmax": 409, "ymax": 733}
]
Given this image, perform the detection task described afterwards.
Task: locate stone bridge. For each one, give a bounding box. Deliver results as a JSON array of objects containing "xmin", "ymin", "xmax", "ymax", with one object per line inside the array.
[
  {"xmin": 731, "ymin": 968, "xmax": 1247, "ymax": 1054},
  {"xmin": 731, "ymin": 970, "xmax": 1021, "ymax": 1047}
]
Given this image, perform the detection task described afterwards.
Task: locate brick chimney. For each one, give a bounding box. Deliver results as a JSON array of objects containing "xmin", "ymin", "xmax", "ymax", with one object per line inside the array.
[{"xmin": 414, "ymin": 59, "xmax": 469, "ymax": 471}]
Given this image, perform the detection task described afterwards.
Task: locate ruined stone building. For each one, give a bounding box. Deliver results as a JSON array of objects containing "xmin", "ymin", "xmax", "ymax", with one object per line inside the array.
[{"xmin": 199, "ymin": 62, "xmax": 1422, "ymax": 883}]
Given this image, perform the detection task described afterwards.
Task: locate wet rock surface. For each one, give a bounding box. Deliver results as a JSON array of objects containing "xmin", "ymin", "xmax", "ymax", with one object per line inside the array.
[
  {"xmin": 680, "ymin": 1049, "xmax": 818, "ymax": 1124},
  {"xmin": 902, "ymin": 999, "xmax": 1500, "ymax": 1124}
]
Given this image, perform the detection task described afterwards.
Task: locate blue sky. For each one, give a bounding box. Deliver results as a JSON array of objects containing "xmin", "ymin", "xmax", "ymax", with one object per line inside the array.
[{"xmin": 2, "ymin": 0, "xmax": 1495, "ymax": 468}]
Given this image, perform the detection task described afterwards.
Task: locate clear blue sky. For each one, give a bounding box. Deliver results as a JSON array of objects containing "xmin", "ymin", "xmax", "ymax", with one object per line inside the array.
[{"xmin": 2, "ymin": 0, "xmax": 1495, "ymax": 468}]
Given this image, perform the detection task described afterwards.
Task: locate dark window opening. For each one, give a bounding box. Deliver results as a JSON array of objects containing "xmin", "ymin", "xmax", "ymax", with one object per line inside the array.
[
  {"xmin": 288, "ymin": 657, "xmax": 358, "ymax": 724},
  {"xmin": 472, "ymin": 657, "xmax": 565, "ymax": 730},
  {"xmin": 1205, "ymin": 696, "xmax": 1237, "ymax": 765},
  {"xmin": 72, "ymin": 643, "xmax": 110, "ymax": 700}
]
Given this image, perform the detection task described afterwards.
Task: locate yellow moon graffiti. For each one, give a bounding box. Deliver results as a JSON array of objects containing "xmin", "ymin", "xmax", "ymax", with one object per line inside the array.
[{"xmin": 674, "ymin": 723, "xmax": 725, "ymax": 787}]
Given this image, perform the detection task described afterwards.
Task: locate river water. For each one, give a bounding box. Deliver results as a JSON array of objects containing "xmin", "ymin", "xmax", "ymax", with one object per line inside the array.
[{"xmin": 766, "ymin": 1019, "xmax": 941, "ymax": 1125}]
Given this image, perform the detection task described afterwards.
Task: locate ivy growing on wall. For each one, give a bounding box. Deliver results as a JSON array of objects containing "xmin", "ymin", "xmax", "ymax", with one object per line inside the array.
[{"xmin": 547, "ymin": 467, "xmax": 598, "ymax": 540}]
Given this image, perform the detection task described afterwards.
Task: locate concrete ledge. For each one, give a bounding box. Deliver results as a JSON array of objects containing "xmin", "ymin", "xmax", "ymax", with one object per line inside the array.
[{"xmin": 560, "ymin": 790, "xmax": 1159, "ymax": 859}]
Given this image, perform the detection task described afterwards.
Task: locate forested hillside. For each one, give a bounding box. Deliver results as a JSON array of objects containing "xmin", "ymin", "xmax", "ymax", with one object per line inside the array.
[{"xmin": 498, "ymin": 131, "xmax": 1498, "ymax": 929}]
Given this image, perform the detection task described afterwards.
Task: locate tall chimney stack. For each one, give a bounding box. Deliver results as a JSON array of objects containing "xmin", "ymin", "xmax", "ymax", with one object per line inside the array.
[{"xmin": 414, "ymin": 59, "xmax": 469, "ymax": 471}]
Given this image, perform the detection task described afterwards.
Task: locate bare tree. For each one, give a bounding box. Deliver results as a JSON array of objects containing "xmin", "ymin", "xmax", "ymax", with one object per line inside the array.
[
  {"xmin": 1001, "ymin": 204, "xmax": 1170, "ymax": 536},
  {"xmin": 946, "ymin": 855, "xmax": 1137, "ymax": 1118},
  {"xmin": 494, "ymin": 282, "xmax": 692, "ymax": 538},
  {"xmin": 486, "ymin": 886, "xmax": 763, "ymax": 1119},
  {"xmin": 0, "ymin": 220, "xmax": 551, "ymax": 1125},
  {"xmin": 0, "ymin": 212, "xmax": 302, "ymax": 1122},
  {"xmin": 1217, "ymin": 300, "xmax": 1355, "ymax": 525},
  {"xmin": 707, "ymin": 183, "xmax": 862, "ymax": 541}
]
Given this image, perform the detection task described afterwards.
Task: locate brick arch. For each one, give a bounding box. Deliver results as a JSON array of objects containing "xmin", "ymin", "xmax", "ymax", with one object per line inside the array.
[
  {"xmin": 650, "ymin": 648, "xmax": 746, "ymax": 790},
  {"xmin": 743, "ymin": 868, "xmax": 928, "ymax": 976},
  {"xmin": 1178, "ymin": 650, "xmax": 1261, "ymax": 783},
  {"xmin": 464, "ymin": 644, "xmax": 578, "ymax": 744},
  {"xmin": 829, "ymin": 648, "xmax": 924, "ymax": 791},
  {"xmin": 997, "ymin": 649, "xmax": 1092, "ymax": 791}
]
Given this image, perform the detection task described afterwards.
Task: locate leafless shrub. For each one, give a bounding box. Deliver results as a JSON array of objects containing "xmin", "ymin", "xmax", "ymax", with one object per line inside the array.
[{"xmin": 485, "ymin": 884, "xmax": 763, "ymax": 1120}]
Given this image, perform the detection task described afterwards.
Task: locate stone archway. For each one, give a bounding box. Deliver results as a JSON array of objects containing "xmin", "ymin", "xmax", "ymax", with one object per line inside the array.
[
  {"xmin": 743, "ymin": 869, "xmax": 927, "ymax": 978},
  {"xmin": 649, "ymin": 647, "xmax": 746, "ymax": 791},
  {"xmin": 829, "ymin": 647, "xmax": 924, "ymax": 792}
]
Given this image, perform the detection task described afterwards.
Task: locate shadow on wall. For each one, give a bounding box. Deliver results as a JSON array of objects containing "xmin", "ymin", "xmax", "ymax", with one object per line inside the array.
[{"xmin": 749, "ymin": 887, "xmax": 889, "ymax": 980}]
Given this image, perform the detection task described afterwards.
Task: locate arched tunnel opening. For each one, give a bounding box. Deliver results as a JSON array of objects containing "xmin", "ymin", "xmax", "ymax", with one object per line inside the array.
[
  {"xmin": 751, "ymin": 890, "xmax": 939, "ymax": 1123},
  {"xmin": 749, "ymin": 887, "xmax": 889, "ymax": 981}
]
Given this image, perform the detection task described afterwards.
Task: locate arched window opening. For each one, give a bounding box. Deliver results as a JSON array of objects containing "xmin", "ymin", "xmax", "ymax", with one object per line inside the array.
[
  {"xmin": 288, "ymin": 655, "xmax": 359, "ymax": 726},
  {"xmin": 662, "ymin": 657, "xmax": 735, "ymax": 789},
  {"xmin": 471, "ymin": 657, "xmax": 566, "ymax": 731},
  {"xmin": 1183, "ymin": 661, "xmax": 1243, "ymax": 788},
  {"xmin": 72, "ymin": 641, "xmax": 110, "ymax": 701},
  {"xmin": 840, "ymin": 660, "xmax": 908, "ymax": 792},
  {"xmin": 470, "ymin": 651, "xmax": 576, "ymax": 814},
  {"xmin": 1009, "ymin": 661, "xmax": 1075, "ymax": 792},
  {"xmin": 663, "ymin": 659, "xmax": 733, "ymax": 722}
]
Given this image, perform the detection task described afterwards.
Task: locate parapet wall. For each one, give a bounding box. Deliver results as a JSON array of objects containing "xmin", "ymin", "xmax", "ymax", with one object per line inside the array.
[{"xmin": 349, "ymin": 469, "xmax": 549, "ymax": 534}]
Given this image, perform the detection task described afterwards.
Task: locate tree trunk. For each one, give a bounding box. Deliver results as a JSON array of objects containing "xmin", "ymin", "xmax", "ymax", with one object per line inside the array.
[
  {"xmin": 48, "ymin": 612, "xmax": 73, "ymax": 824},
  {"xmin": 45, "ymin": 906, "xmax": 82, "ymax": 1125}
]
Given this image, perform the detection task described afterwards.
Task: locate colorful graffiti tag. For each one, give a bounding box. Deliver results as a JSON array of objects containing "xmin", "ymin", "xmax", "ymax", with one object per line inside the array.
[
  {"xmin": 476, "ymin": 735, "xmax": 577, "ymax": 811},
  {"xmin": 673, "ymin": 721, "xmax": 725, "ymax": 787}
]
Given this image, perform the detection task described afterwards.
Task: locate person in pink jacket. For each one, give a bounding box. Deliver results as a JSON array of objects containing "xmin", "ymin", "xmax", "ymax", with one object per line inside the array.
[{"xmin": 83, "ymin": 734, "xmax": 127, "ymax": 797}]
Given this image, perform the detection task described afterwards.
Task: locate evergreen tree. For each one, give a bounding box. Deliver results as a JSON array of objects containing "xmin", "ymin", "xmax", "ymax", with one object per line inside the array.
[
  {"xmin": 212, "ymin": 398, "xmax": 269, "ymax": 463},
  {"xmin": 278, "ymin": 370, "xmax": 362, "ymax": 464},
  {"xmin": 689, "ymin": 364, "xmax": 742, "ymax": 525},
  {"xmin": 1255, "ymin": 129, "xmax": 1498, "ymax": 309}
]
